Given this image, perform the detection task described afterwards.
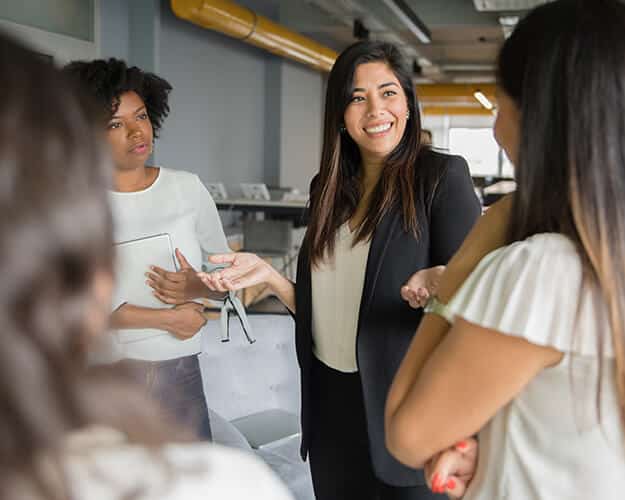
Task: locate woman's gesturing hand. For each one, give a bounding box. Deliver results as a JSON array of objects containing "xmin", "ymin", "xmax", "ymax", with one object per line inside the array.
[
  {"xmin": 400, "ymin": 265, "xmax": 446, "ymax": 308},
  {"xmin": 425, "ymin": 438, "xmax": 478, "ymax": 498},
  {"xmin": 197, "ymin": 252, "xmax": 277, "ymax": 293}
]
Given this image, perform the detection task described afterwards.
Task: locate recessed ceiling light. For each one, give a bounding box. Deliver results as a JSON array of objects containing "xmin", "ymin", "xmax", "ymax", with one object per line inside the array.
[{"xmin": 473, "ymin": 0, "xmax": 552, "ymax": 11}]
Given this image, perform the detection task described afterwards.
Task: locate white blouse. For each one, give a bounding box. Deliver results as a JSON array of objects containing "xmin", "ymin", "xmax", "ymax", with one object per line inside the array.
[
  {"xmin": 99, "ymin": 167, "xmax": 230, "ymax": 363},
  {"xmin": 63, "ymin": 427, "xmax": 294, "ymax": 500},
  {"xmin": 443, "ymin": 233, "xmax": 625, "ymax": 500},
  {"xmin": 311, "ymin": 224, "xmax": 371, "ymax": 372}
]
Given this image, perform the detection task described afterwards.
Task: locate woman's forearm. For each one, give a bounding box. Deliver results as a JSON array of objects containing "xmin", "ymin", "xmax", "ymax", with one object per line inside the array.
[
  {"xmin": 437, "ymin": 195, "xmax": 512, "ymax": 302},
  {"xmin": 386, "ymin": 195, "xmax": 512, "ymax": 431},
  {"xmin": 267, "ymin": 267, "xmax": 296, "ymax": 314},
  {"xmin": 110, "ymin": 304, "xmax": 175, "ymax": 331}
]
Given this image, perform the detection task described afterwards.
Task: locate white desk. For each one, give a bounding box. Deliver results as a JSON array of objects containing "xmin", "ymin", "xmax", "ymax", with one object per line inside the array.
[{"xmin": 215, "ymin": 198, "xmax": 309, "ymax": 225}]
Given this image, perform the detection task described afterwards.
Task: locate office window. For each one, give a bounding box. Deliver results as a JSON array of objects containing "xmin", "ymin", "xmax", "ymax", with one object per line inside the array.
[
  {"xmin": 501, "ymin": 149, "xmax": 514, "ymax": 178},
  {"xmin": 449, "ymin": 127, "xmax": 514, "ymax": 178},
  {"xmin": 0, "ymin": 1, "xmax": 94, "ymax": 42}
]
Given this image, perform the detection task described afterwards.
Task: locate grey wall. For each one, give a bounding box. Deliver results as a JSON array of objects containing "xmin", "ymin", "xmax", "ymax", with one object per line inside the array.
[
  {"xmin": 279, "ymin": 59, "xmax": 324, "ymax": 193},
  {"xmin": 13, "ymin": 0, "xmax": 327, "ymax": 197},
  {"xmin": 99, "ymin": 0, "xmax": 128, "ymax": 60},
  {"xmin": 155, "ymin": 0, "xmax": 326, "ymax": 195},
  {"xmin": 155, "ymin": 0, "xmax": 277, "ymax": 193}
]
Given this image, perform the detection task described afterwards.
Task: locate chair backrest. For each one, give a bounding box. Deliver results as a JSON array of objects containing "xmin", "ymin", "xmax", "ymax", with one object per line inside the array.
[{"xmin": 199, "ymin": 315, "xmax": 300, "ymax": 421}]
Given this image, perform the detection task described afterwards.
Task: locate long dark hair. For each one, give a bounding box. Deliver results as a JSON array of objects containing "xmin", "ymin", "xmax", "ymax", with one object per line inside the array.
[
  {"xmin": 0, "ymin": 33, "xmax": 177, "ymax": 499},
  {"xmin": 307, "ymin": 41, "xmax": 436, "ymax": 265},
  {"xmin": 500, "ymin": 0, "xmax": 625, "ymax": 421}
]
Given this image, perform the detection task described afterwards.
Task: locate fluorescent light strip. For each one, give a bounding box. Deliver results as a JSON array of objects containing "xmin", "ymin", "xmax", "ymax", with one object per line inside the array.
[{"xmin": 473, "ymin": 90, "xmax": 494, "ymax": 110}]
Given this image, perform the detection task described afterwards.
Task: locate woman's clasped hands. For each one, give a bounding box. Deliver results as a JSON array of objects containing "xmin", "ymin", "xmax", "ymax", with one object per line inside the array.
[{"xmin": 425, "ymin": 438, "xmax": 478, "ymax": 497}]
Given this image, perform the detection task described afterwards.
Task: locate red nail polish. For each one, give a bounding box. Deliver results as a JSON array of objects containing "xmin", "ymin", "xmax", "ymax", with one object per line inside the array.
[
  {"xmin": 432, "ymin": 473, "xmax": 441, "ymax": 491},
  {"xmin": 457, "ymin": 440, "xmax": 468, "ymax": 450},
  {"xmin": 446, "ymin": 478, "xmax": 456, "ymax": 490}
]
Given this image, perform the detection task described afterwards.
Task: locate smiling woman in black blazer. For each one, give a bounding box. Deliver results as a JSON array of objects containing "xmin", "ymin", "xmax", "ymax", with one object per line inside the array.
[{"xmin": 200, "ymin": 41, "xmax": 480, "ymax": 500}]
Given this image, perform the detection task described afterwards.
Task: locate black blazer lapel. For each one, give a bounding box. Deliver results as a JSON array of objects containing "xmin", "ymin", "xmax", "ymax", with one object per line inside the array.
[{"xmin": 358, "ymin": 206, "xmax": 402, "ymax": 324}]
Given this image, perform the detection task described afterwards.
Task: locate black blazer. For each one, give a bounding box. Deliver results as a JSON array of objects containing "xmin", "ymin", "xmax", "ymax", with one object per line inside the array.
[{"xmin": 294, "ymin": 148, "xmax": 481, "ymax": 486}]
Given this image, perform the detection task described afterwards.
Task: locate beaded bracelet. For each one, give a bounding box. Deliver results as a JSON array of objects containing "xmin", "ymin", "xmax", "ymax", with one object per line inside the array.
[{"xmin": 423, "ymin": 295, "xmax": 449, "ymax": 319}]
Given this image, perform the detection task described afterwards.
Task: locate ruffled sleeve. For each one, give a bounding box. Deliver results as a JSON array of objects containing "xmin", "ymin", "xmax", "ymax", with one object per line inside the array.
[{"xmin": 443, "ymin": 233, "xmax": 613, "ymax": 357}]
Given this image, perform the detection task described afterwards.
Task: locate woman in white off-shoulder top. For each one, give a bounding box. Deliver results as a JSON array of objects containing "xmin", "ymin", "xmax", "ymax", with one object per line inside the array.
[{"xmin": 385, "ymin": 1, "xmax": 625, "ymax": 499}]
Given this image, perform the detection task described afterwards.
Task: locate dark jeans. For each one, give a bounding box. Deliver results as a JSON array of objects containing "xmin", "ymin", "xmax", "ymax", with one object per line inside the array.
[
  {"xmin": 308, "ymin": 356, "xmax": 443, "ymax": 500},
  {"xmin": 124, "ymin": 354, "xmax": 211, "ymax": 440}
]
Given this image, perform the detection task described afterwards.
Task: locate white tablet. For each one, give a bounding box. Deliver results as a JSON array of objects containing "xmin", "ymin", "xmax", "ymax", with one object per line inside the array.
[{"xmin": 113, "ymin": 233, "xmax": 177, "ymax": 309}]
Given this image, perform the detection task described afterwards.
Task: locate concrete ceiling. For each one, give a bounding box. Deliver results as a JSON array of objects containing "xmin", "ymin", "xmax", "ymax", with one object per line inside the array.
[{"xmin": 259, "ymin": 0, "xmax": 551, "ymax": 83}]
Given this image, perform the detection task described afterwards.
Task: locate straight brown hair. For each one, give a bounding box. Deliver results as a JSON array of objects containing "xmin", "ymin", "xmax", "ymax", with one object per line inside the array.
[{"xmin": 501, "ymin": 0, "xmax": 625, "ymax": 422}]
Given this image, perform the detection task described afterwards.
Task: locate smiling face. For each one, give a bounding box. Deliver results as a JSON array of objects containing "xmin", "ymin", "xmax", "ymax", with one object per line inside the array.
[
  {"xmin": 343, "ymin": 61, "xmax": 409, "ymax": 165},
  {"xmin": 106, "ymin": 91, "xmax": 153, "ymax": 171}
]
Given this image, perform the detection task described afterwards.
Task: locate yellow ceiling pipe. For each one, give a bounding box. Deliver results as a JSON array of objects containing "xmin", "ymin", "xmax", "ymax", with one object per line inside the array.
[
  {"xmin": 422, "ymin": 105, "xmax": 495, "ymax": 116},
  {"xmin": 171, "ymin": 0, "xmax": 338, "ymax": 72},
  {"xmin": 417, "ymin": 84, "xmax": 497, "ymax": 104}
]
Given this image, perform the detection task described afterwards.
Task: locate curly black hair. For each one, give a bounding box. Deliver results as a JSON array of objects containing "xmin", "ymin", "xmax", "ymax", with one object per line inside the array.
[{"xmin": 62, "ymin": 58, "xmax": 172, "ymax": 138}]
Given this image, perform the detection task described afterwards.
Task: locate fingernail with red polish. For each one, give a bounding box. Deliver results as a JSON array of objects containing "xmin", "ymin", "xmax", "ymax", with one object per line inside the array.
[
  {"xmin": 431, "ymin": 473, "xmax": 440, "ymax": 491},
  {"xmin": 456, "ymin": 440, "xmax": 468, "ymax": 450},
  {"xmin": 446, "ymin": 478, "xmax": 456, "ymax": 490}
]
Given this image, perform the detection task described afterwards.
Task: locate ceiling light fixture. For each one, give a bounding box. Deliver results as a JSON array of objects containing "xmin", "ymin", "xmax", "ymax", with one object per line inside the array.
[
  {"xmin": 473, "ymin": 90, "xmax": 494, "ymax": 110},
  {"xmin": 499, "ymin": 15, "xmax": 519, "ymax": 38},
  {"xmin": 381, "ymin": 0, "xmax": 431, "ymax": 44},
  {"xmin": 473, "ymin": 0, "xmax": 552, "ymax": 11}
]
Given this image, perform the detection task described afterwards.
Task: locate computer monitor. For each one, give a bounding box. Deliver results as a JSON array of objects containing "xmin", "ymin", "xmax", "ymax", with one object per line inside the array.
[{"xmin": 240, "ymin": 183, "xmax": 270, "ymax": 201}]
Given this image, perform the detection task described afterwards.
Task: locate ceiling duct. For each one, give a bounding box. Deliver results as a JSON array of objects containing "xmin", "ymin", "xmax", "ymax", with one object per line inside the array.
[
  {"xmin": 171, "ymin": 0, "xmax": 338, "ymax": 72},
  {"xmin": 306, "ymin": 0, "xmax": 433, "ymax": 65},
  {"xmin": 473, "ymin": 0, "xmax": 552, "ymax": 11},
  {"xmin": 380, "ymin": 0, "xmax": 431, "ymax": 43}
]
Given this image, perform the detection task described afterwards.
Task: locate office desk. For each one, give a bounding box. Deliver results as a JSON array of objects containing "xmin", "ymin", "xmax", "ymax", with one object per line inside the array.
[{"xmin": 216, "ymin": 198, "xmax": 308, "ymax": 225}]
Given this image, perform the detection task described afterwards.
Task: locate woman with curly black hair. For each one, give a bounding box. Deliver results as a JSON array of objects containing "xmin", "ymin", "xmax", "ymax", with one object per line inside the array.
[{"xmin": 63, "ymin": 58, "xmax": 230, "ymax": 441}]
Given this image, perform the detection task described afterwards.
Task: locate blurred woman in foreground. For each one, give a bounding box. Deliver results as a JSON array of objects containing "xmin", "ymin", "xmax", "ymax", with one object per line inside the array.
[{"xmin": 0, "ymin": 32, "xmax": 291, "ymax": 500}]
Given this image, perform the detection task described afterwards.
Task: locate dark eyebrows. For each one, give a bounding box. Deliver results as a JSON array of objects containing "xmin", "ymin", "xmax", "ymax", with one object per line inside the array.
[
  {"xmin": 379, "ymin": 82, "xmax": 398, "ymax": 90},
  {"xmin": 351, "ymin": 82, "xmax": 399, "ymax": 93},
  {"xmin": 111, "ymin": 105, "xmax": 147, "ymax": 120}
]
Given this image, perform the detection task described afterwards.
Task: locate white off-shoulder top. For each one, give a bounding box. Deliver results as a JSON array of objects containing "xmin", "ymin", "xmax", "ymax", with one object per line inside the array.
[{"xmin": 443, "ymin": 233, "xmax": 625, "ymax": 500}]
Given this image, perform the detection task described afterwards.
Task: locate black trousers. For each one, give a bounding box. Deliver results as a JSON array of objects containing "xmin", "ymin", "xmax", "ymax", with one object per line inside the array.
[
  {"xmin": 308, "ymin": 356, "xmax": 443, "ymax": 500},
  {"xmin": 124, "ymin": 354, "xmax": 212, "ymax": 440}
]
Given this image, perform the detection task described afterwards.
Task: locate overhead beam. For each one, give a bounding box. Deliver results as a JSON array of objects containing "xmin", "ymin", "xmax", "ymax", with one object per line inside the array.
[
  {"xmin": 381, "ymin": 0, "xmax": 431, "ymax": 43},
  {"xmin": 416, "ymin": 83, "xmax": 496, "ymax": 102},
  {"xmin": 422, "ymin": 105, "xmax": 495, "ymax": 116}
]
